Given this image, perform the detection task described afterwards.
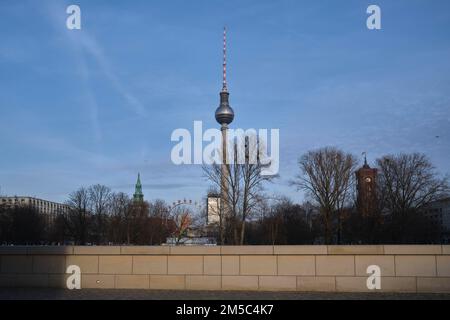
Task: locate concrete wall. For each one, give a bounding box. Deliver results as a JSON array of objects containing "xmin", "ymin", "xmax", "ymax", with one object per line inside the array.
[{"xmin": 1, "ymin": 245, "xmax": 449, "ymax": 293}]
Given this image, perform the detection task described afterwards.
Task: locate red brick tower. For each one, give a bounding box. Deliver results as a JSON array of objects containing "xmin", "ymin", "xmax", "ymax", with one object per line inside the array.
[{"xmin": 356, "ymin": 154, "xmax": 378, "ymax": 217}]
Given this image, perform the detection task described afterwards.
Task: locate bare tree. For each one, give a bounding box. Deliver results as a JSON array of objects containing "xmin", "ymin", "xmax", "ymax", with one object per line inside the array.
[
  {"xmin": 109, "ymin": 192, "xmax": 131, "ymax": 244},
  {"xmin": 65, "ymin": 187, "xmax": 90, "ymax": 245},
  {"xmin": 377, "ymin": 153, "xmax": 449, "ymax": 213},
  {"xmin": 148, "ymin": 199, "xmax": 171, "ymax": 245},
  {"xmin": 291, "ymin": 147, "xmax": 357, "ymax": 244},
  {"xmin": 170, "ymin": 205, "xmax": 193, "ymax": 245},
  {"xmin": 127, "ymin": 200, "xmax": 151, "ymax": 245},
  {"xmin": 239, "ymin": 136, "xmax": 272, "ymax": 244},
  {"xmin": 203, "ymin": 134, "xmax": 273, "ymax": 245},
  {"xmin": 0, "ymin": 206, "xmax": 44, "ymax": 245},
  {"xmin": 150, "ymin": 199, "xmax": 170, "ymax": 219},
  {"xmin": 88, "ymin": 184, "xmax": 112, "ymax": 244}
]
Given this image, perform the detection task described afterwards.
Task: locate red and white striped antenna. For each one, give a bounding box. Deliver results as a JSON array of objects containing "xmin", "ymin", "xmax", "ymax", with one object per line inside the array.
[{"xmin": 222, "ymin": 26, "xmax": 228, "ymax": 92}]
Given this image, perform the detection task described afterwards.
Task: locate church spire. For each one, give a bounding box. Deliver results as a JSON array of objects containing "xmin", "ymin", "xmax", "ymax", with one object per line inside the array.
[
  {"xmin": 137, "ymin": 173, "xmax": 141, "ymax": 186},
  {"xmin": 362, "ymin": 152, "xmax": 370, "ymax": 169},
  {"xmin": 133, "ymin": 173, "xmax": 144, "ymax": 202}
]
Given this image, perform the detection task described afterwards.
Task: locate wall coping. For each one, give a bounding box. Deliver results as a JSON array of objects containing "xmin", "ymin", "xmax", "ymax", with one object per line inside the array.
[{"xmin": 0, "ymin": 245, "xmax": 448, "ymax": 255}]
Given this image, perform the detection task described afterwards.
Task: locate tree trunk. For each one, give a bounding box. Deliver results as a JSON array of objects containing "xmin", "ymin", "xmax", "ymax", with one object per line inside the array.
[
  {"xmin": 240, "ymin": 220, "xmax": 246, "ymax": 245},
  {"xmin": 233, "ymin": 219, "xmax": 239, "ymax": 245},
  {"xmin": 127, "ymin": 223, "xmax": 130, "ymax": 245}
]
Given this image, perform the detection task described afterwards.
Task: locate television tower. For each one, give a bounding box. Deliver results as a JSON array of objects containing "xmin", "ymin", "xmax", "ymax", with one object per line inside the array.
[{"xmin": 214, "ymin": 27, "xmax": 234, "ymax": 215}]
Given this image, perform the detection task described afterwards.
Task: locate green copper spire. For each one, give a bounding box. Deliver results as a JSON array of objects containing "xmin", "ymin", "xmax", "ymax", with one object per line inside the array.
[{"xmin": 133, "ymin": 173, "xmax": 144, "ymax": 202}]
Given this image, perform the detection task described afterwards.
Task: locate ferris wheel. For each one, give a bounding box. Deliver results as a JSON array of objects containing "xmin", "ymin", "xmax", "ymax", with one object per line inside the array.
[{"xmin": 167, "ymin": 198, "xmax": 204, "ymax": 215}]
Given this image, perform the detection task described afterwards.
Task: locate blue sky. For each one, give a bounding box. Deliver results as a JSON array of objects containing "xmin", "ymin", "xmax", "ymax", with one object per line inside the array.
[{"xmin": 0, "ymin": 0, "xmax": 449, "ymax": 204}]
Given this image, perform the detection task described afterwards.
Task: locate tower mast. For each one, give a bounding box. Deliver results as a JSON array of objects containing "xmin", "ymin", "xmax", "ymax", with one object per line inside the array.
[
  {"xmin": 215, "ymin": 27, "xmax": 235, "ymax": 221},
  {"xmin": 222, "ymin": 27, "xmax": 227, "ymax": 92}
]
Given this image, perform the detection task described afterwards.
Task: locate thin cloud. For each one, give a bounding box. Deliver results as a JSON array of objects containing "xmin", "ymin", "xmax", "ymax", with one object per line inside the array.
[
  {"xmin": 44, "ymin": 2, "xmax": 147, "ymax": 126},
  {"xmin": 78, "ymin": 34, "xmax": 147, "ymax": 117}
]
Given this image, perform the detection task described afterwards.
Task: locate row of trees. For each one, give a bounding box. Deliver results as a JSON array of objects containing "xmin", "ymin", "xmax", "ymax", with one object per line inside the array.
[
  {"xmin": 291, "ymin": 149, "xmax": 448, "ymax": 244},
  {"xmin": 244, "ymin": 197, "xmax": 441, "ymax": 245},
  {"xmin": 1, "ymin": 145, "xmax": 448, "ymax": 245},
  {"xmin": 0, "ymin": 206, "xmax": 45, "ymax": 245},
  {"xmin": 202, "ymin": 144, "xmax": 449, "ymax": 245},
  {"xmin": 0, "ymin": 185, "xmax": 201, "ymax": 245}
]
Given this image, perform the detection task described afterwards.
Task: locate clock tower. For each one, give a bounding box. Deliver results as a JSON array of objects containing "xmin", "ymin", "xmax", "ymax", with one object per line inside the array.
[{"xmin": 356, "ymin": 155, "xmax": 378, "ymax": 217}]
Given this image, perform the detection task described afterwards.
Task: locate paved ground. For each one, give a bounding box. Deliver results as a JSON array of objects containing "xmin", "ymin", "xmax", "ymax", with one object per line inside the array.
[{"xmin": 0, "ymin": 288, "xmax": 449, "ymax": 300}]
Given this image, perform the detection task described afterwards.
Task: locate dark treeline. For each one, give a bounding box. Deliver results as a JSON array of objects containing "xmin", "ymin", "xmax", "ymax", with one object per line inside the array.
[
  {"xmin": 1, "ymin": 149, "xmax": 449, "ymax": 245},
  {"xmin": 244, "ymin": 149, "xmax": 449, "ymax": 245},
  {"xmin": 0, "ymin": 185, "xmax": 177, "ymax": 245},
  {"xmin": 244, "ymin": 198, "xmax": 441, "ymax": 245},
  {"xmin": 0, "ymin": 206, "xmax": 45, "ymax": 245}
]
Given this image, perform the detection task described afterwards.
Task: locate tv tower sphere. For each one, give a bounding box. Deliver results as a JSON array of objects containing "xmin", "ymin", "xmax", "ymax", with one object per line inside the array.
[
  {"xmin": 215, "ymin": 27, "xmax": 234, "ymax": 126},
  {"xmin": 215, "ymin": 92, "xmax": 234, "ymax": 125}
]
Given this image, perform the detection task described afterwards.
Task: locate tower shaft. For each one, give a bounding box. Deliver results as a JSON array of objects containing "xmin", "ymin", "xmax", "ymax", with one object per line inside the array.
[{"xmin": 220, "ymin": 124, "xmax": 229, "ymax": 215}]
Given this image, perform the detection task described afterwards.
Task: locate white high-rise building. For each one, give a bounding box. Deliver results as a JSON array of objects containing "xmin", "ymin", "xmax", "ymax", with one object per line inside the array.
[
  {"xmin": 423, "ymin": 197, "xmax": 450, "ymax": 243},
  {"xmin": 0, "ymin": 196, "xmax": 69, "ymax": 223},
  {"xmin": 206, "ymin": 193, "xmax": 221, "ymax": 225}
]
